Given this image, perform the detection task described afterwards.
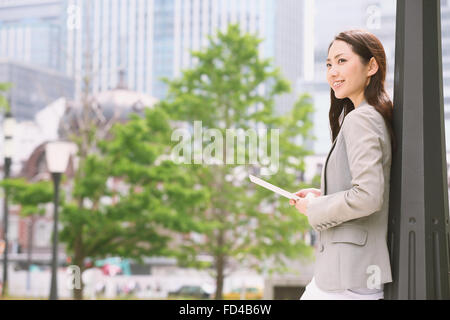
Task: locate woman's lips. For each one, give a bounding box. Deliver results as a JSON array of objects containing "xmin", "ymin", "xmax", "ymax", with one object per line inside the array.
[{"xmin": 333, "ymin": 80, "xmax": 345, "ymax": 89}]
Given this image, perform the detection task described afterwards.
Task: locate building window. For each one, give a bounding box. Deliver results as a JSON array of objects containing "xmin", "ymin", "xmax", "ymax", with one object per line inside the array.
[{"xmin": 35, "ymin": 220, "xmax": 51, "ymax": 247}]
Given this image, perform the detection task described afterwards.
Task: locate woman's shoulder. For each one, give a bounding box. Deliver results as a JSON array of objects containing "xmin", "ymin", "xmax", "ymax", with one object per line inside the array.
[
  {"xmin": 344, "ymin": 103, "xmax": 385, "ymax": 130},
  {"xmin": 340, "ymin": 104, "xmax": 389, "ymax": 145}
]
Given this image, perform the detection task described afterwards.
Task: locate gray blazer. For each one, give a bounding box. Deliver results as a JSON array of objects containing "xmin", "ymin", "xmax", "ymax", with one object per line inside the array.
[{"xmin": 305, "ymin": 101, "xmax": 393, "ymax": 292}]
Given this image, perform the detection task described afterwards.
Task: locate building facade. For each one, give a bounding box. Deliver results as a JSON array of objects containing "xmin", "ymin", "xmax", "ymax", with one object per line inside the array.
[
  {"xmin": 60, "ymin": 0, "xmax": 305, "ymax": 114},
  {"xmin": 2, "ymin": 0, "xmax": 450, "ymax": 154},
  {"xmin": 0, "ymin": 60, "xmax": 74, "ymax": 121},
  {"xmin": 0, "ymin": 0, "xmax": 65, "ymax": 72}
]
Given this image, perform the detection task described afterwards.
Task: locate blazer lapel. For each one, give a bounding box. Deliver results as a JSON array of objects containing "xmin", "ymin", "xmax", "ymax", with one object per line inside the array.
[{"xmin": 323, "ymin": 137, "xmax": 338, "ymax": 196}]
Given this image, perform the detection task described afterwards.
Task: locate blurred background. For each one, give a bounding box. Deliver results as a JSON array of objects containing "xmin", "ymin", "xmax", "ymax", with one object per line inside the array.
[{"xmin": 0, "ymin": 0, "xmax": 449, "ymax": 300}]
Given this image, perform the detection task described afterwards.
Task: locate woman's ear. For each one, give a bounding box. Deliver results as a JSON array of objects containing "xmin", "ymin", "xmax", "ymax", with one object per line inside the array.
[{"xmin": 368, "ymin": 57, "xmax": 379, "ymax": 77}]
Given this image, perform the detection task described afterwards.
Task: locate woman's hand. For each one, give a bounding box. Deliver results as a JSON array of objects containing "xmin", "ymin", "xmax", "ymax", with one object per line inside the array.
[
  {"xmin": 293, "ymin": 188, "xmax": 321, "ymax": 198},
  {"xmin": 289, "ymin": 197, "xmax": 309, "ymax": 215},
  {"xmin": 289, "ymin": 188, "xmax": 321, "ymax": 215}
]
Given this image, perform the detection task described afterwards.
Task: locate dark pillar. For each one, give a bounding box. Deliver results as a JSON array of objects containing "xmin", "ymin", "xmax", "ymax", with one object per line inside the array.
[
  {"xmin": 26, "ymin": 215, "xmax": 34, "ymax": 292},
  {"xmin": 1, "ymin": 157, "xmax": 11, "ymax": 297},
  {"xmin": 386, "ymin": 0, "xmax": 450, "ymax": 299},
  {"xmin": 49, "ymin": 172, "xmax": 61, "ymax": 300}
]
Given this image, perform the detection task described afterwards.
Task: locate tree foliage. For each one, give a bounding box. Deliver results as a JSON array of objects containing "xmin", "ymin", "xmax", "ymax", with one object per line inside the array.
[
  {"xmin": 59, "ymin": 106, "xmax": 209, "ymax": 299},
  {"xmin": 0, "ymin": 178, "xmax": 53, "ymax": 216},
  {"xmin": 159, "ymin": 24, "xmax": 317, "ymax": 299},
  {"xmin": 0, "ymin": 82, "xmax": 12, "ymax": 113}
]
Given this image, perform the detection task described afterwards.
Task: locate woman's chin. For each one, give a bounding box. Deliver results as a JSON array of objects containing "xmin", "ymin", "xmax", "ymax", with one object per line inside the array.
[{"xmin": 334, "ymin": 92, "xmax": 345, "ymax": 99}]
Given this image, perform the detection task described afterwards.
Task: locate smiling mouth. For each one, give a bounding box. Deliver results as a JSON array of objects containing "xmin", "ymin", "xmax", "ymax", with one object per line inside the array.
[{"xmin": 333, "ymin": 80, "xmax": 345, "ymax": 89}]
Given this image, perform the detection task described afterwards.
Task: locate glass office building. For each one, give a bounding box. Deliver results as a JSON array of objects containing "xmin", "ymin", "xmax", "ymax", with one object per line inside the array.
[
  {"xmin": 2, "ymin": 0, "xmax": 450, "ymax": 153},
  {"xmin": 0, "ymin": 60, "xmax": 74, "ymax": 120},
  {"xmin": 0, "ymin": 0, "xmax": 65, "ymax": 72},
  {"xmin": 60, "ymin": 0, "xmax": 305, "ymax": 109}
]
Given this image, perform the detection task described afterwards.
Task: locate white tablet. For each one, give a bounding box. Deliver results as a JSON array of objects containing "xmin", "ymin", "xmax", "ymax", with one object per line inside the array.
[{"xmin": 249, "ymin": 174, "xmax": 303, "ymax": 201}]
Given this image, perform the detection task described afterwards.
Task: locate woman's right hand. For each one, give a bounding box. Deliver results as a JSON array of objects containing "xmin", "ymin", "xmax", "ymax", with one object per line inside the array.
[
  {"xmin": 289, "ymin": 188, "xmax": 321, "ymax": 206},
  {"xmin": 294, "ymin": 188, "xmax": 321, "ymax": 198}
]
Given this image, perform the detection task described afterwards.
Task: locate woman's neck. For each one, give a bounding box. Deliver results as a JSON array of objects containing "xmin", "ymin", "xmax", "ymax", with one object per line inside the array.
[{"xmin": 351, "ymin": 93, "xmax": 366, "ymax": 109}]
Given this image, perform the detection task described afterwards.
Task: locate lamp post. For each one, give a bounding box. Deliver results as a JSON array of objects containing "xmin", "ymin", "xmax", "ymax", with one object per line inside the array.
[
  {"xmin": 26, "ymin": 215, "xmax": 34, "ymax": 293},
  {"xmin": 2, "ymin": 111, "xmax": 15, "ymax": 298},
  {"xmin": 46, "ymin": 141, "xmax": 73, "ymax": 300}
]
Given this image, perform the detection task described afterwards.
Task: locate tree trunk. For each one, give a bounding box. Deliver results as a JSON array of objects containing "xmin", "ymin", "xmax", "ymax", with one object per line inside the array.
[
  {"xmin": 214, "ymin": 254, "xmax": 225, "ymax": 300},
  {"xmin": 73, "ymin": 230, "xmax": 84, "ymax": 300},
  {"xmin": 73, "ymin": 278, "xmax": 84, "ymax": 301},
  {"xmin": 72, "ymin": 258, "xmax": 85, "ymax": 300},
  {"xmin": 26, "ymin": 216, "xmax": 34, "ymax": 292},
  {"xmin": 214, "ymin": 228, "xmax": 225, "ymax": 300}
]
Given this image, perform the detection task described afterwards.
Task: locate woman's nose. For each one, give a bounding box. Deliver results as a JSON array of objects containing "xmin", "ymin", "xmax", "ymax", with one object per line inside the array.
[{"xmin": 329, "ymin": 66, "xmax": 339, "ymax": 76}]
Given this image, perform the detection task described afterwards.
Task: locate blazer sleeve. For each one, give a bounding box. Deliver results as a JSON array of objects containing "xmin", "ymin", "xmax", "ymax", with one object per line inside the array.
[{"xmin": 305, "ymin": 110, "xmax": 385, "ymax": 232}]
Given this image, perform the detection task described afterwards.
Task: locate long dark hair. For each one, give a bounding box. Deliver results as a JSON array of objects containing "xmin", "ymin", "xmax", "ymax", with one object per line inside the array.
[{"xmin": 328, "ymin": 29, "xmax": 396, "ymax": 153}]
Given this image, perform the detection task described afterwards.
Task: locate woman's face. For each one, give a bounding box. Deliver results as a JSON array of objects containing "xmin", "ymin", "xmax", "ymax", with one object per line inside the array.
[{"xmin": 326, "ymin": 40, "xmax": 375, "ymax": 105}]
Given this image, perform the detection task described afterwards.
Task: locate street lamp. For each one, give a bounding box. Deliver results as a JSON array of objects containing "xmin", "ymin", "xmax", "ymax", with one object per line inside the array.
[
  {"xmin": 2, "ymin": 111, "xmax": 15, "ymax": 298},
  {"xmin": 45, "ymin": 141, "xmax": 73, "ymax": 300}
]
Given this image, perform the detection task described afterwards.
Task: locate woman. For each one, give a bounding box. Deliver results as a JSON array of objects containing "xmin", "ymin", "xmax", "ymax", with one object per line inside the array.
[{"xmin": 289, "ymin": 29, "xmax": 396, "ymax": 300}]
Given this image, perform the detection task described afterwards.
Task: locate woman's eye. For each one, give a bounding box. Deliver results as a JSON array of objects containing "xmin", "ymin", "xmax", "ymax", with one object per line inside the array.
[{"xmin": 326, "ymin": 59, "xmax": 345, "ymax": 68}]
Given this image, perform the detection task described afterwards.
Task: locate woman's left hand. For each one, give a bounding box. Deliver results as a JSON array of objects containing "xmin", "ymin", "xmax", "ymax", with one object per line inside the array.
[{"xmin": 289, "ymin": 198, "xmax": 309, "ymax": 215}]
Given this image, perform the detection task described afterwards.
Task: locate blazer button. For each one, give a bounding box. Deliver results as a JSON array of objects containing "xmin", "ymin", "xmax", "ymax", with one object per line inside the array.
[{"xmin": 319, "ymin": 244, "xmax": 324, "ymax": 252}]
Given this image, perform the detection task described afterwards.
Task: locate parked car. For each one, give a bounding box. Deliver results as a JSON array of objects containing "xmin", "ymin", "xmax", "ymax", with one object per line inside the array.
[
  {"xmin": 224, "ymin": 287, "xmax": 263, "ymax": 300},
  {"xmin": 169, "ymin": 285, "xmax": 212, "ymax": 299}
]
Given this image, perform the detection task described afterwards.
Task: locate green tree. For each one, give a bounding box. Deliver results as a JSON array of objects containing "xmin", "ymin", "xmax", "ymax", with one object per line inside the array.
[
  {"xmin": 160, "ymin": 24, "xmax": 317, "ymax": 299},
  {"xmin": 0, "ymin": 82, "xmax": 12, "ymax": 113},
  {"xmin": 311, "ymin": 174, "xmax": 321, "ymax": 190},
  {"xmin": 59, "ymin": 106, "xmax": 209, "ymax": 300},
  {"xmin": 0, "ymin": 179, "xmax": 53, "ymax": 216},
  {"xmin": 47, "ymin": 5, "xmax": 209, "ymax": 298},
  {"xmin": 0, "ymin": 178, "xmax": 53, "ymax": 298}
]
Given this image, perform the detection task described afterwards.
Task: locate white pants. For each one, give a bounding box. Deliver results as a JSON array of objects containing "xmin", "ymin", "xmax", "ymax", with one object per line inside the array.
[{"xmin": 300, "ymin": 277, "xmax": 384, "ymax": 300}]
